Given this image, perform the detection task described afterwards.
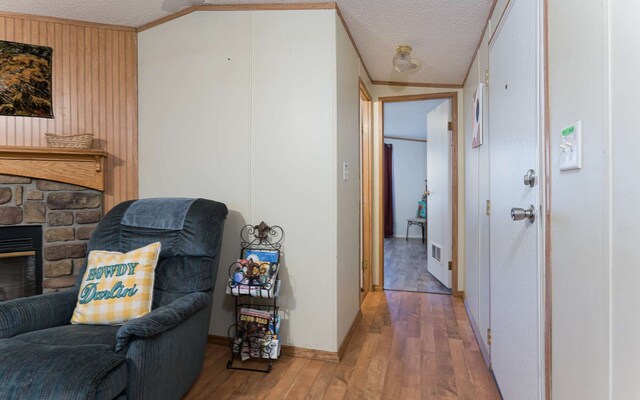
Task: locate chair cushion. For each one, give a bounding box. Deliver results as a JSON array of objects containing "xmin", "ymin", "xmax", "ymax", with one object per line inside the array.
[
  {"xmin": 0, "ymin": 338, "xmax": 125, "ymax": 400},
  {"xmin": 83, "ymin": 198, "xmax": 228, "ymax": 260},
  {"xmin": 13, "ymin": 324, "xmax": 120, "ymax": 347},
  {"xmin": 121, "ymin": 198, "xmax": 196, "ymax": 231},
  {"xmin": 96, "ymin": 362, "xmax": 127, "ymax": 400}
]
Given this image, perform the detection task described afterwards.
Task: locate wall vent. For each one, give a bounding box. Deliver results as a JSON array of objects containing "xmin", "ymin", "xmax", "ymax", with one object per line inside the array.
[{"xmin": 431, "ymin": 242, "xmax": 443, "ymax": 264}]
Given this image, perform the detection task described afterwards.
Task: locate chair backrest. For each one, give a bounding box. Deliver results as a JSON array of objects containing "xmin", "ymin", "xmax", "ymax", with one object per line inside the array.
[
  {"xmin": 75, "ymin": 198, "xmax": 228, "ymax": 307},
  {"xmin": 417, "ymin": 200, "xmax": 427, "ymax": 218}
]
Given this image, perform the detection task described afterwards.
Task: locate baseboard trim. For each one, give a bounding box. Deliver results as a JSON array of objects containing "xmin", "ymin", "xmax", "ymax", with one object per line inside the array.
[
  {"xmin": 462, "ymin": 297, "xmax": 491, "ymax": 368},
  {"xmin": 281, "ymin": 344, "xmax": 339, "ymax": 363},
  {"xmin": 453, "ymin": 290, "xmax": 465, "ymax": 298},
  {"xmin": 207, "ymin": 309, "xmax": 363, "ymax": 364},
  {"xmin": 338, "ymin": 310, "xmax": 363, "ymax": 360},
  {"xmin": 373, "ymin": 284, "xmax": 383, "ymax": 291},
  {"xmin": 208, "ymin": 334, "xmax": 340, "ymax": 363}
]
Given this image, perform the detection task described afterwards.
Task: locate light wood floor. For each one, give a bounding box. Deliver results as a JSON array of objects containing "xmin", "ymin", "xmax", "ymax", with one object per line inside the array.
[
  {"xmin": 384, "ymin": 238, "xmax": 451, "ymax": 294},
  {"xmin": 184, "ymin": 291, "xmax": 501, "ymax": 399}
]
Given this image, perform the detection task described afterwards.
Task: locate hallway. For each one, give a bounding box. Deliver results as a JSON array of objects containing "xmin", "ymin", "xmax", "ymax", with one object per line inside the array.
[{"xmin": 185, "ymin": 291, "xmax": 500, "ymax": 399}]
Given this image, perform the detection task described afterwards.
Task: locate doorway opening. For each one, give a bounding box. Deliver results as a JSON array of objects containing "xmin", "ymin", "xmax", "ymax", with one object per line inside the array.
[
  {"xmin": 359, "ymin": 79, "xmax": 373, "ymax": 304},
  {"xmin": 378, "ymin": 92, "xmax": 459, "ymax": 295}
]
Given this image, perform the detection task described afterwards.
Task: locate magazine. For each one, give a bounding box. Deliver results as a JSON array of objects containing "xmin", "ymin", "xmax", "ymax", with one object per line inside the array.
[
  {"xmin": 232, "ymin": 307, "xmax": 281, "ymax": 360},
  {"xmin": 227, "ymin": 261, "xmax": 280, "ymax": 298}
]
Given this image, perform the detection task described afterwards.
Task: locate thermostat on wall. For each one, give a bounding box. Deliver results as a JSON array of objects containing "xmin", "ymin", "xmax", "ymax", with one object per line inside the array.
[{"xmin": 560, "ymin": 121, "xmax": 582, "ymax": 171}]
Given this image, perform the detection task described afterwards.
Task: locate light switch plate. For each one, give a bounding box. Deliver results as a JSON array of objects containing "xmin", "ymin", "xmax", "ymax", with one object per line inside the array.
[
  {"xmin": 560, "ymin": 121, "xmax": 582, "ymax": 171},
  {"xmin": 342, "ymin": 162, "xmax": 350, "ymax": 181}
]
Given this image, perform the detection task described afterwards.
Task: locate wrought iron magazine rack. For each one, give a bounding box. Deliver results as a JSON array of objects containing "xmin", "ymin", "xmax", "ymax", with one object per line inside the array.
[{"xmin": 225, "ymin": 222, "xmax": 284, "ymax": 373}]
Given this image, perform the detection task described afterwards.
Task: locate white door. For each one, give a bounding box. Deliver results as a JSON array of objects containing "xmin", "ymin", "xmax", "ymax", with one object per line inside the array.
[
  {"xmin": 489, "ymin": 0, "xmax": 543, "ymax": 399},
  {"xmin": 426, "ymin": 99, "xmax": 452, "ymax": 288}
]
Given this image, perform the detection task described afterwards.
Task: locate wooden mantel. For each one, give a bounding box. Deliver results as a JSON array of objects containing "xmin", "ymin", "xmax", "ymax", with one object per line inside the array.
[{"xmin": 0, "ymin": 146, "xmax": 108, "ymax": 191}]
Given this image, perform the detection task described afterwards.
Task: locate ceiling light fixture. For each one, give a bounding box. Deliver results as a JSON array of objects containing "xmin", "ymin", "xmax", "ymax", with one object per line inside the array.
[{"xmin": 393, "ymin": 45, "xmax": 414, "ymax": 72}]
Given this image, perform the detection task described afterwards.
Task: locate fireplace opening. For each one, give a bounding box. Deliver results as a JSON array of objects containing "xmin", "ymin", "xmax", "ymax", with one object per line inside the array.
[{"xmin": 0, "ymin": 226, "xmax": 42, "ymax": 301}]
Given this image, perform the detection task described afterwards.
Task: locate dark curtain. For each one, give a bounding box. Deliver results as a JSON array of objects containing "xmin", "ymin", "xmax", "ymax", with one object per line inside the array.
[{"xmin": 383, "ymin": 143, "xmax": 394, "ymax": 237}]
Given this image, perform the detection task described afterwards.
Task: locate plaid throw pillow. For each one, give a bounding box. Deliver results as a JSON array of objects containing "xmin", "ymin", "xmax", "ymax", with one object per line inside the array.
[{"xmin": 71, "ymin": 242, "xmax": 161, "ymax": 325}]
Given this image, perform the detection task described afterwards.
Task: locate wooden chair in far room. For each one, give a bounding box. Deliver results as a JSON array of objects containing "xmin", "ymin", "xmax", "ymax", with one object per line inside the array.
[{"xmin": 406, "ymin": 200, "xmax": 427, "ymax": 243}]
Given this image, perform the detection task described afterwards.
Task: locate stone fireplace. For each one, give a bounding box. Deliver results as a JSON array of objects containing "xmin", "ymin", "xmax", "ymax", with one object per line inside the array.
[
  {"xmin": 0, "ymin": 175, "xmax": 103, "ymax": 292},
  {"xmin": 0, "ymin": 146, "xmax": 107, "ymax": 296}
]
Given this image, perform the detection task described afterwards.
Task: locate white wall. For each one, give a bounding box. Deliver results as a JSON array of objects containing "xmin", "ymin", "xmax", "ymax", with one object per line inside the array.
[
  {"xmin": 463, "ymin": 1, "xmax": 640, "ymax": 397},
  {"xmin": 384, "ymin": 100, "xmax": 442, "ymax": 139},
  {"xmin": 549, "ymin": 1, "xmax": 611, "ymax": 398},
  {"xmin": 138, "ymin": 10, "xmax": 253, "ymax": 347},
  {"xmin": 138, "ymin": 9, "xmax": 366, "ymax": 353},
  {"xmin": 384, "ymin": 138, "xmax": 427, "ymax": 237},
  {"xmin": 335, "ymin": 14, "xmax": 363, "ymax": 348},
  {"xmin": 462, "ymin": 0, "xmax": 509, "ymax": 353},
  {"xmin": 610, "ymin": 1, "xmax": 640, "ymax": 398},
  {"xmin": 372, "ymin": 85, "xmax": 465, "ymax": 290}
]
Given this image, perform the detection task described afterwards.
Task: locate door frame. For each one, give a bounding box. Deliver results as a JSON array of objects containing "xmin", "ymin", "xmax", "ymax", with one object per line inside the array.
[
  {"xmin": 377, "ymin": 92, "xmax": 460, "ymax": 295},
  {"xmin": 543, "ymin": 0, "xmax": 551, "ymax": 397},
  {"xmin": 359, "ymin": 78, "xmax": 373, "ymax": 302}
]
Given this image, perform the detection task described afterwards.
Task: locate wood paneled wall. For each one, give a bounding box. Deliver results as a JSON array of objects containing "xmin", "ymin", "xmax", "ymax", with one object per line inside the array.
[{"xmin": 0, "ymin": 13, "xmax": 138, "ymax": 210}]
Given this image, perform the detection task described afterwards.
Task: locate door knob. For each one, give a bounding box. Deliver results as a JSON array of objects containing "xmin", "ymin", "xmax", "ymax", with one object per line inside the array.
[{"xmin": 511, "ymin": 205, "xmax": 535, "ymax": 223}]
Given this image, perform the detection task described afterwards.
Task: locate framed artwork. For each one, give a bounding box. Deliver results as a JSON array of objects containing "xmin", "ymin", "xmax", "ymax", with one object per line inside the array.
[
  {"xmin": 472, "ymin": 83, "xmax": 483, "ymax": 148},
  {"xmin": 0, "ymin": 40, "xmax": 53, "ymax": 118}
]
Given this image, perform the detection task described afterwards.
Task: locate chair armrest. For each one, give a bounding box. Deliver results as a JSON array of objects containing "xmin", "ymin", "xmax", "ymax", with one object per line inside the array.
[
  {"xmin": 0, "ymin": 290, "xmax": 78, "ymax": 338},
  {"xmin": 115, "ymin": 291, "xmax": 210, "ymax": 352}
]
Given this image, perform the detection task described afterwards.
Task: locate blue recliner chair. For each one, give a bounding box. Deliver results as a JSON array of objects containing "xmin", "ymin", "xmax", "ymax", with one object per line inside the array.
[{"xmin": 0, "ymin": 198, "xmax": 228, "ymax": 400}]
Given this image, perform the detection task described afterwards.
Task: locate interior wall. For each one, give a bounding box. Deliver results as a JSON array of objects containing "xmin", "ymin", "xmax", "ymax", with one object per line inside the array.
[
  {"xmin": 548, "ymin": 0, "xmax": 611, "ymax": 398},
  {"xmin": 463, "ymin": 0, "xmax": 640, "ymax": 397},
  {"xmin": 372, "ymin": 85, "xmax": 464, "ymax": 290},
  {"xmin": 383, "ymin": 138, "xmax": 427, "ymax": 238},
  {"xmin": 610, "ymin": 1, "xmax": 639, "ymax": 398},
  {"xmin": 335, "ymin": 15, "xmax": 363, "ymax": 347},
  {"xmin": 138, "ymin": 10, "xmax": 342, "ymax": 352},
  {"xmin": 462, "ymin": 0, "xmax": 508, "ymax": 352},
  {"xmin": 0, "ymin": 13, "xmax": 138, "ymax": 210},
  {"xmin": 383, "ymin": 100, "xmax": 441, "ymax": 138}
]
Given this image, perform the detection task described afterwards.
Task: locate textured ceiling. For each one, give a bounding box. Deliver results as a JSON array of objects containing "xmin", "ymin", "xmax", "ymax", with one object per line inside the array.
[
  {"xmin": 0, "ymin": 0, "xmax": 493, "ymax": 84},
  {"xmin": 384, "ymin": 99, "xmax": 445, "ymax": 139}
]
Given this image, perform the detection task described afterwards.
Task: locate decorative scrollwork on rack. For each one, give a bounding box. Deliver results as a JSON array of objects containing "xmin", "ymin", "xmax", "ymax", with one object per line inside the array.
[
  {"xmin": 240, "ymin": 222, "xmax": 284, "ymax": 251},
  {"xmin": 228, "ymin": 316, "xmax": 279, "ymax": 360}
]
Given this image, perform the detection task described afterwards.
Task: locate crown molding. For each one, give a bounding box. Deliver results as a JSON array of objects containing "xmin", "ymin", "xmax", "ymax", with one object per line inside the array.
[
  {"xmin": 0, "ymin": 10, "xmax": 135, "ymax": 31},
  {"xmin": 135, "ymin": 2, "xmax": 489, "ymax": 88},
  {"xmin": 335, "ymin": 6, "xmax": 373, "ymax": 82},
  {"xmin": 372, "ymin": 80, "xmax": 463, "ymax": 89},
  {"xmin": 135, "ymin": 2, "xmax": 373, "ymax": 83},
  {"xmin": 137, "ymin": 2, "xmax": 337, "ymax": 32},
  {"xmin": 462, "ymin": 0, "xmax": 498, "ymax": 87}
]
